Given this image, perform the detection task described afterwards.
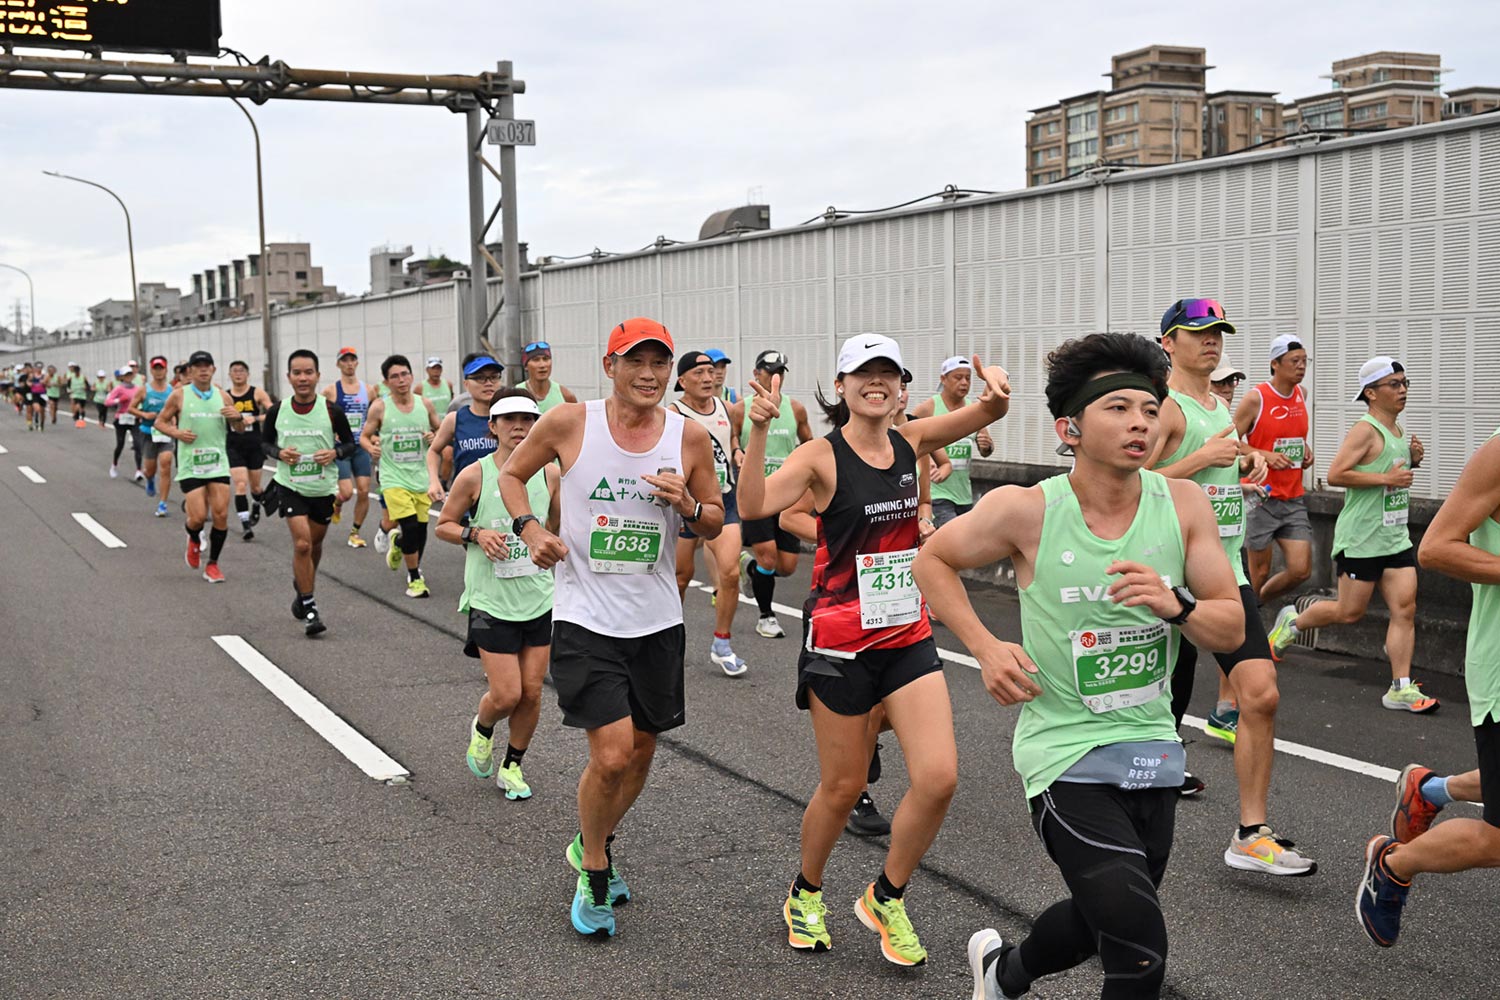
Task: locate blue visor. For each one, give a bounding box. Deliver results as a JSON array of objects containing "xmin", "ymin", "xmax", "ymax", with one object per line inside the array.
[{"xmin": 463, "ymin": 357, "xmax": 504, "ymax": 377}]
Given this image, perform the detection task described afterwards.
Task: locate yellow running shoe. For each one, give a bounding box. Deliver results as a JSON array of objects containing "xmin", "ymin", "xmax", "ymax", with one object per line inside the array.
[
  {"xmin": 854, "ymin": 883, "xmax": 926, "ymax": 966},
  {"xmin": 496, "ymin": 761, "xmax": 532, "ymax": 800},
  {"xmin": 347, "ymin": 530, "xmax": 366, "ymax": 549},
  {"xmin": 385, "ymin": 527, "xmax": 403, "ymax": 571},
  {"xmin": 465, "ymin": 716, "xmax": 493, "ymax": 778},
  {"xmin": 784, "ymin": 884, "xmax": 831, "ymax": 952},
  {"xmin": 405, "ymin": 576, "xmax": 430, "ymax": 599}
]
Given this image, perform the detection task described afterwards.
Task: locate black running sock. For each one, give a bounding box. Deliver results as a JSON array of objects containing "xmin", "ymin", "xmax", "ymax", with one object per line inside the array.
[
  {"xmin": 998, "ymin": 944, "xmax": 1033, "ymax": 997},
  {"xmin": 352, "ymin": 521, "xmax": 362, "ymax": 532},
  {"xmin": 585, "ymin": 867, "xmax": 611, "ymax": 906},
  {"xmin": 186, "ymin": 524, "xmax": 200, "ymax": 543},
  {"xmin": 209, "ymin": 527, "xmax": 227, "ymax": 562},
  {"xmin": 503, "ymin": 744, "xmax": 526, "ymax": 768},
  {"xmin": 793, "ymin": 872, "xmax": 821, "ymax": 895},
  {"xmin": 475, "ymin": 720, "xmax": 495, "ymax": 739},
  {"xmin": 407, "ymin": 568, "xmax": 422, "ymax": 582},
  {"xmin": 1238, "ymin": 823, "xmax": 1268, "ymax": 839},
  {"xmin": 874, "ymin": 870, "xmax": 905, "ymax": 902},
  {"xmin": 751, "ymin": 564, "xmax": 776, "ymax": 616},
  {"xmin": 235, "ymin": 494, "xmax": 249, "ymax": 515},
  {"xmin": 297, "ymin": 591, "xmax": 315, "ymax": 609},
  {"xmin": 605, "ymin": 833, "xmax": 615, "ymax": 867},
  {"xmin": 867, "ymin": 741, "xmax": 883, "ymax": 785}
]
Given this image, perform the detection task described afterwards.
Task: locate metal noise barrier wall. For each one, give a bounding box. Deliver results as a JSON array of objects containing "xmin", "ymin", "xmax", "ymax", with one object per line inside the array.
[{"xmin": 33, "ymin": 115, "xmax": 1500, "ymax": 500}]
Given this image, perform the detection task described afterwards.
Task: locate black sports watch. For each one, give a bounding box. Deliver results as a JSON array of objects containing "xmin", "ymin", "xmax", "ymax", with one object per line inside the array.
[
  {"xmin": 1162, "ymin": 585, "xmax": 1197, "ymax": 625},
  {"xmin": 683, "ymin": 501, "xmax": 703, "ymax": 524},
  {"xmin": 512, "ymin": 514, "xmax": 540, "ymax": 537}
]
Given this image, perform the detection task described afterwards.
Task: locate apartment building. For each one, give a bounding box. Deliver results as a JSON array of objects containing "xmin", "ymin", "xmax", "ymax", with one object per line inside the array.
[
  {"xmin": 1027, "ymin": 45, "xmax": 1209, "ymax": 186},
  {"xmin": 1285, "ymin": 51, "xmax": 1447, "ymax": 132},
  {"xmin": 1444, "ymin": 86, "xmax": 1500, "ymax": 118},
  {"xmin": 370, "ymin": 244, "xmax": 422, "ymax": 296},
  {"xmin": 1205, "ymin": 91, "xmax": 1283, "ymax": 157}
]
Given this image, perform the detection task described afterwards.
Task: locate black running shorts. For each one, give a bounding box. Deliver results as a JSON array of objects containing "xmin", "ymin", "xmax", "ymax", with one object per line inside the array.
[
  {"xmin": 1477, "ymin": 717, "xmax": 1500, "ymax": 828},
  {"xmin": 279, "ymin": 490, "xmax": 335, "ymax": 525},
  {"xmin": 464, "ymin": 608, "xmax": 552, "ymax": 658},
  {"xmin": 740, "ymin": 514, "xmax": 800, "ymax": 553},
  {"xmin": 796, "ymin": 635, "xmax": 942, "ymax": 716},
  {"xmin": 1334, "ymin": 547, "xmax": 1416, "ymax": 582},
  {"xmin": 227, "ymin": 433, "xmax": 265, "ymax": 470},
  {"xmin": 177, "ymin": 476, "xmax": 232, "ymax": 495},
  {"xmin": 550, "ymin": 621, "xmax": 686, "ymax": 734}
]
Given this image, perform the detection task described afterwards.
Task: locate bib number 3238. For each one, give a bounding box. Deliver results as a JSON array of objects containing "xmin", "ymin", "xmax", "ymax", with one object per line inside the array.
[{"xmin": 1071, "ymin": 622, "xmax": 1170, "ymax": 714}]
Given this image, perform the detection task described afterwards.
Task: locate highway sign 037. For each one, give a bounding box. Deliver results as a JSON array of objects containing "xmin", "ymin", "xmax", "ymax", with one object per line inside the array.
[{"xmin": 486, "ymin": 118, "xmax": 536, "ymax": 146}]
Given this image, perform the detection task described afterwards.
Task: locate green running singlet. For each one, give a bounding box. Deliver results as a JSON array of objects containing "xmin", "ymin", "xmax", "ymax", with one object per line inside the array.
[
  {"xmin": 929, "ymin": 395, "xmax": 976, "ymax": 506},
  {"xmin": 175, "ymin": 387, "xmax": 231, "ymax": 481},
  {"xmin": 1159, "ymin": 388, "xmax": 1247, "ymax": 586},
  {"xmin": 1330, "ymin": 414, "xmax": 1412, "ymax": 560},
  {"xmin": 460, "ymin": 458, "xmax": 554, "ymax": 622},
  {"xmin": 272, "ymin": 400, "xmax": 338, "ymax": 498}
]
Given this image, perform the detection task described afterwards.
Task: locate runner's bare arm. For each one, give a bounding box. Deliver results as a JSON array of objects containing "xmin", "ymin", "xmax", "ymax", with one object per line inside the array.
[
  {"xmin": 778, "ymin": 489, "xmax": 818, "ymax": 543},
  {"xmin": 1159, "ymin": 478, "xmax": 1245, "ymax": 651},
  {"xmin": 792, "ymin": 399, "xmax": 815, "ymax": 444},
  {"xmin": 434, "ymin": 462, "xmax": 482, "ymax": 545},
  {"xmin": 560, "ymin": 385, "xmax": 579, "ymax": 404},
  {"xmin": 1419, "ymin": 436, "xmax": 1500, "ymax": 585},
  {"xmin": 361, "ymin": 399, "xmax": 385, "ymax": 458},
  {"xmin": 899, "ymin": 357, "xmax": 1009, "ymax": 459},
  {"xmin": 424, "ymin": 411, "xmax": 458, "ymax": 498},
  {"xmin": 1149, "ymin": 399, "xmax": 1238, "ymax": 477},
  {"xmin": 544, "ymin": 463, "xmax": 562, "ymax": 535},
  {"xmin": 126, "ymin": 384, "xmax": 150, "ymax": 421},
  {"xmin": 1325, "ymin": 421, "xmax": 1396, "ymax": 488},
  {"xmin": 1233, "ymin": 389, "xmax": 1262, "ymax": 441}
]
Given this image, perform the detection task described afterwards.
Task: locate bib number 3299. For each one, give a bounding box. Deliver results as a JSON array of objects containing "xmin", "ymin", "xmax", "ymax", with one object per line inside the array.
[{"xmin": 1071, "ymin": 622, "xmax": 1170, "ymax": 714}]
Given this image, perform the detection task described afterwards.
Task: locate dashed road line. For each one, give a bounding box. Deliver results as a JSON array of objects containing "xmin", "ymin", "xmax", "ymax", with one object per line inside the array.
[
  {"xmin": 18, "ymin": 465, "xmax": 45, "ymax": 483},
  {"xmin": 71, "ymin": 512, "xmax": 128, "ymax": 548},
  {"xmin": 211, "ymin": 634, "xmax": 410, "ymax": 781}
]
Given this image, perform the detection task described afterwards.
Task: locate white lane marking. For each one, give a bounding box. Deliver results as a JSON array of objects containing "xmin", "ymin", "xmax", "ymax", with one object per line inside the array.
[
  {"xmin": 0, "ymin": 443, "xmax": 8, "ymax": 454},
  {"xmin": 71, "ymin": 512, "xmax": 127, "ymax": 548},
  {"xmin": 18, "ymin": 465, "xmax": 45, "ymax": 483},
  {"xmin": 211, "ymin": 635, "xmax": 409, "ymax": 781},
  {"xmin": 687, "ymin": 578, "xmax": 1416, "ymax": 786}
]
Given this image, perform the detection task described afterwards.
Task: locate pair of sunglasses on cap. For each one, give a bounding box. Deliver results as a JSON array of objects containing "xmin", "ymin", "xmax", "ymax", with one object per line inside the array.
[{"xmin": 523, "ymin": 341, "xmax": 551, "ymax": 355}]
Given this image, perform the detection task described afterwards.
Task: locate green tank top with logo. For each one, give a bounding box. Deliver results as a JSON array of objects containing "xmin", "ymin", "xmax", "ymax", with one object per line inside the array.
[
  {"xmin": 740, "ymin": 399, "xmax": 799, "ymax": 477},
  {"xmin": 378, "ymin": 396, "xmax": 433, "ymax": 493},
  {"xmin": 929, "ymin": 395, "xmax": 977, "ymax": 506},
  {"xmin": 272, "ymin": 400, "xmax": 338, "ymax": 497},
  {"xmin": 93, "ymin": 379, "xmax": 112, "ymax": 404},
  {"xmin": 420, "ymin": 379, "xmax": 452, "ymax": 415},
  {"xmin": 1465, "ymin": 429, "xmax": 1500, "ymax": 727},
  {"xmin": 1331, "ymin": 415, "xmax": 1411, "ymax": 559},
  {"xmin": 535, "ymin": 380, "xmax": 565, "ymax": 413},
  {"xmin": 175, "ymin": 387, "xmax": 231, "ymax": 481},
  {"xmin": 46, "ymin": 376, "xmax": 61, "ymax": 399},
  {"xmin": 69, "ymin": 374, "xmax": 87, "ymax": 399},
  {"xmin": 461, "ymin": 457, "xmax": 554, "ymax": 622},
  {"xmin": 1159, "ymin": 389, "xmax": 1248, "ymax": 586},
  {"xmin": 1014, "ymin": 470, "xmax": 1185, "ymax": 799}
]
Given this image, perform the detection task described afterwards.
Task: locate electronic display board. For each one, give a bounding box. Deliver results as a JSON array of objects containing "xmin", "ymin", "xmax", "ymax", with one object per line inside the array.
[{"xmin": 1, "ymin": 1, "xmax": 221, "ymax": 57}]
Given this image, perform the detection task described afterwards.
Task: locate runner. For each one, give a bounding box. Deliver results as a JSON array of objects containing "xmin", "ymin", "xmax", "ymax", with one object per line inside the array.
[
  {"xmin": 362, "ymin": 354, "xmax": 442, "ymax": 598},
  {"xmin": 497, "ymin": 317, "xmax": 724, "ymax": 938},
  {"xmin": 27, "ymin": 364, "xmax": 46, "ymax": 431},
  {"xmin": 105, "ymin": 367, "xmax": 143, "ymax": 481},
  {"xmin": 1209, "ymin": 361, "xmax": 1245, "ymax": 407},
  {"xmin": 415, "ymin": 356, "xmax": 454, "ymax": 414},
  {"xmin": 91, "ymin": 369, "xmax": 112, "ymax": 428},
  {"xmin": 1268, "ymin": 356, "xmax": 1436, "ymax": 713},
  {"xmin": 733, "ymin": 350, "xmax": 814, "ymax": 639},
  {"xmin": 739, "ymin": 335, "xmax": 1009, "ymax": 966},
  {"xmin": 1356, "ymin": 432, "xmax": 1500, "ymax": 947},
  {"xmin": 152, "ymin": 351, "xmax": 245, "ymax": 583},
  {"xmin": 670, "ymin": 351, "xmax": 749, "ymax": 676},
  {"xmin": 707, "ymin": 348, "xmax": 737, "ymax": 404},
  {"xmin": 436, "ymin": 388, "xmax": 561, "ymax": 801},
  {"xmin": 129, "ymin": 356, "xmax": 177, "ymax": 517},
  {"xmin": 916, "ymin": 331, "xmax": 1244, "ymax": 1000},
  {"xmin": 226, "ymin": 360, "xmax": 273, "ymax": 541},
  {"xmin": 322, "ymin": 346, "xmax": 378, "ymax": 547},
  {"xmin": 1, "ymin": 365, "xmax": 15, "ymax": 418},
  {"xmin": 67, "ymin": 363, "xmax": 90, "ymax": 428},
  {"xmin": 426, "ymin": 354, "xmax": 504, "ymax": 500},
  {"xmin": 1149, "ymin": 298, "xmax": 1316, "ymax": 876},
  {"xmin": 520, "ymin": 340, "xmax": 578, "ymax": 413},
  {"xmin": 910, "ymin": 356, "xmax": 995, "ymax": 528},
  {"xmin": 260, "ymin": 349, "xmax": 358, "ymax": 636},
  {"xmin": 44, "ymin": 364, "xmax": 61, "ymax": 424},
  {"xmin": 1237, "ymin": 335, "xmax": 1314, "ymax": 606}
]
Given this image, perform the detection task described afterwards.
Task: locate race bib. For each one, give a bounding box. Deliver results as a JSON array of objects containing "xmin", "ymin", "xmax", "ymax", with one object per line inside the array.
[
  {"xmin": 389, "ymin": 431, "xmax": 425, "ymax": 463},
  {"xmin": 856, "ymin": 548, "xmax": 921, "ymax": 629},
  {"xmin": 189, "ymin": 447, "xmax": 227, "ymax": 477},
  {"xmin": 588, "ymin": 514, "xmax": 665, "ymax": 574},
  {"xmin": 488, "ymin": 518, "xmax": 542, "ymax": 578},
  {"xmin": 1203, "ymin": 483, "xmax": 1244, "ymax": 537},
  {"xmin": 289, "ymin": 457, "xmax": 325, "ymax": 483},
  {"xmin": 715, "ymin": 464, "xmax": 729, "ymax": 491},
  {"xmin": 946, "ymin": 438, "xmax": 973, "ymax": 472},
  {"xmin": 1383, "ymin": 485, "xmax": 1410, "ymax": 527},
  {"xmin": 763, "ymin": 455, "xmax": 784, "ymax": 478},
  {"xmin": 151, "ymin": 428, "xmax": 171, "ymax": 444},
  {"xmin": 1071, "ymin": 622, "xmax": 1170, "ymax": 714},
  {"xmin": 117, "ymin": 413, "xmax": 137, "ymax": 427},
  {"xmin": 1273, "ymin": 437, "xmax": 1306, "ymax": 465}
]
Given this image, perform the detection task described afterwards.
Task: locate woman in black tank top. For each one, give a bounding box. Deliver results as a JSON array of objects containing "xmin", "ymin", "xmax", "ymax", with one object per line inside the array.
[{"xmin": 737, "ymin": 335, "xmax": 1011, "ymax": 962}]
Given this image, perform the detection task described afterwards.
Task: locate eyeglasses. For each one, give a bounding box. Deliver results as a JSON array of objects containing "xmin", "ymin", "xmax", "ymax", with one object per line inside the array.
[
  {"xmin": 1373, "ymin": 377, "xmax": 1410, "ymax": 390},
  {"xmin": 469, "ymin": 372, "xmax": 504, "ymax": 384},
  {"xmin": 523, "ymin": 341, "xmax": 551, "ymax": 354}
]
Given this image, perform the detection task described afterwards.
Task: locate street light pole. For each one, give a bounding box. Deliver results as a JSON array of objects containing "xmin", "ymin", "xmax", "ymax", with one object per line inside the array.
[
  {"xmin": 42, "ymin": 170, "xmax": 144, "ymax": 364},
  {"xmin": 0, "ymin": 262, "xmax": 35, "ymax": 343},
  {"xmin": 228, "ymin": 94, "xmax": 275, "ymax": 391}
]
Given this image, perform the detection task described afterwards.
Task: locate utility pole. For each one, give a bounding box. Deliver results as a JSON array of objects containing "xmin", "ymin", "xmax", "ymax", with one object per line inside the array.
[
  {"xmin": 42, "ymin": 171, "xmax": 144, "ymax": 363},
  {"xmin": 228, "ymin": 94, "xmax": 275, "ymax": 391},
  {"xmin": 495, "ymin": 60, "xmax": 522, "ymax": 374}
]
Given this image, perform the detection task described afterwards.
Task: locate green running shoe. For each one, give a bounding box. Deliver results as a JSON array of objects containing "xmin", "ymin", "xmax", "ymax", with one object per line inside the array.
[
  {"xmin": 854, "ymin": 883, "xmax": 927, "ymax": 966},
  {"xmin": 466, "ymin": 716, "xmax": 493, "ymax": 778},
  {"xmin": 570, "ymin": 872, "xmax": 615, "ymax": 937},
  {"xmin": 496, "ymin": 760, "xmax": 532, "ymax": 800},
  {"xmin": 1205, "ymin": 706, "xmax": 1239, "ymax": 745},
  {"xmin": 566, "ymin": 833, "xmax": 630, "ymax": 904},
  {"xmin": 1381, "ymin": 682, "xmax": 1440, "ymax": 714},
  {"xmin": 1267, "ymin": 605, "xmax": 1298, "ymax": 660},
  {"xmin": 386, "ymin": 527, "xmax": 403, "ymax": 571},
  {"xmin": 784, "ymin": 884, "xmax": 831, "ymax": 952}
]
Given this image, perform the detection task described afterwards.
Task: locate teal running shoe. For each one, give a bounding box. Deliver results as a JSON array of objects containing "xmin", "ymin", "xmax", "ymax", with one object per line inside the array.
[
  {"xmin": 570, "ymin": 872, "xmax": 615, "ymax": 937},
  {"xmin": 1205, "ymin": 707, "xmax": 1239, "ymax": 745},
  {"xmin": 567, "ymin": 833, "xmax": 630, "ymax": 904}
]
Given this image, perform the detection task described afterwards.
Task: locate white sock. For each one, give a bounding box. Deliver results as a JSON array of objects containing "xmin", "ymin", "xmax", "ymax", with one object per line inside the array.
[{"xmin": 1395, "ymin": 676, "xmax": 1412, "ymax": 689}]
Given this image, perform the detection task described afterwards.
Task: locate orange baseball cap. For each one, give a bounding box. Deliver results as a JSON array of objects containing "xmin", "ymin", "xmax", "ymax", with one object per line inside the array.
[
  {"xmin": 337, "ymin": 345, "xmax": 358, "ymax": 359},
  {"xmin": 606, "ymin": 317, "xmax": 673, "ymax": 357}
]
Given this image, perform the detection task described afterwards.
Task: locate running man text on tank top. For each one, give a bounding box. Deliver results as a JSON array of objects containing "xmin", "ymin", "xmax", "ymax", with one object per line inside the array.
[
  {"xmin": 1159, "ymin": 388, "xmax": 1248, "ymax": 585},
  {"xmin": 553, "ymin": 399, "xmax": 686, "ymax": 638},
  {"xmin": 805, "ymin": 427, "xmax": 933, "ymax": 657},
  {"xmin": 1246, "ymin": 382, "xmax": 1309, "ymax": 501},
  {"xmin": 673, "ymin": 396, "xmax": 735, "ymax": 494},
  {"xmin": 1332, "ymin": 414, "xmax": 1412, "ymax": 559}
]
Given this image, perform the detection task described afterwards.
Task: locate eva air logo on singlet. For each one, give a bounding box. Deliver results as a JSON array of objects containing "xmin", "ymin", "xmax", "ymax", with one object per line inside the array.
[{"xmin": 590, "ymin": 478, "xmax": 616, "ymax": 501}]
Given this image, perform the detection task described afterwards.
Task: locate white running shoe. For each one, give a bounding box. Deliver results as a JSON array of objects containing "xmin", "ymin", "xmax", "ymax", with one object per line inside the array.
[
  {"xmin": 710, "ymin": 642, "xmax": 748, "ymax": 677},
  {"xmin": 109, "ymin": 464, "xmax": 118, "ymax": 479},
  {"xmin": 132, "ymin": 470, "xmax": 146, "ymax": 483},
  {"xmin": 755, "ymin": 615, "xmax": 786, "ymax": 639},
  {"xmin": 373, "ymin": 528, "xmax": 389, "ymax": 554}
]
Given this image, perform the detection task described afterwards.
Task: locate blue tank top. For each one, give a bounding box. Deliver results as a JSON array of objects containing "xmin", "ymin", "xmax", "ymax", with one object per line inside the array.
[
  {"xmin": 335, "ymin": 381, "xmax": 371, "ymax": 441},
  {"xmin": 140, "ymin": 385, "xmax": 171, "ymax": 429},
  {"xmin": 451, "ymin": 406, "xmax": 497, "ymax": 479}
]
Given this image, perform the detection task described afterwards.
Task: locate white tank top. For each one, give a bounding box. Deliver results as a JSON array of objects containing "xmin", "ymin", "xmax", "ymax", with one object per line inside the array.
[
  {"xmin": 555, "ymin": 399, "xmax": 686, "ymax": 637},
  {"xmin": 671, "ymin": 395, "xmax": 735, "ymax": 493}
]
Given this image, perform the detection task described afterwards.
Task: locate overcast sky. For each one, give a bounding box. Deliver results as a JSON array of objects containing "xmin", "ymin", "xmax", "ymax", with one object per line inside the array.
[{"xmin": 1, "ymin": 0, "xmax": 1496, "ymax": 331}]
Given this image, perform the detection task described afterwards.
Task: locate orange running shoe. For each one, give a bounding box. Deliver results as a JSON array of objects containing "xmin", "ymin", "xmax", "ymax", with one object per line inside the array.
[{"xmin": 1390, "ymin": 763, "xmax": 1440, "ymax": 843}]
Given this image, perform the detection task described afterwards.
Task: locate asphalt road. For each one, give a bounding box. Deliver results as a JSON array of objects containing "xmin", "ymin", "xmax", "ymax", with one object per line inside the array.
[{"xmin": 1, "ymin": 415, "xmax": 1492, "ymax": 1000}]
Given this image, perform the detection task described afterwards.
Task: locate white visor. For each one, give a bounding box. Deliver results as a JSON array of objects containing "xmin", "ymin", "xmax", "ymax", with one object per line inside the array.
[{"xmin": 489, "ymin": 396, "xmax": 540, "ymax": 419}]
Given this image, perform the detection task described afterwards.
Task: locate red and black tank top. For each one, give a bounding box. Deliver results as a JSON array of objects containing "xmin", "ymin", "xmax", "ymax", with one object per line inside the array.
[{"xmin": 805, "ymin": 427, "xmax": 932, "ymax": 657}]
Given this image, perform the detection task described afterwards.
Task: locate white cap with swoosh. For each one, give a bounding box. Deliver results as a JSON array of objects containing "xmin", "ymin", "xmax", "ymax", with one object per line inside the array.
[{"xmin": 836, "ymin": 334, "xmax": 904, "ymax": 378}]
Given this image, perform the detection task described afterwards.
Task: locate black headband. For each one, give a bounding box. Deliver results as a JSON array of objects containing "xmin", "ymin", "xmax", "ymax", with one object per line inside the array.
[{"xmin": 1061, "ymin": 372, "xmax": 1163, "ymax": 418}]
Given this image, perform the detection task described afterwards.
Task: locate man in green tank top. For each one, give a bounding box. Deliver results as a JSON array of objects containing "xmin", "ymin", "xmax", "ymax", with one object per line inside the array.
[
  {"xmin": 1357, "ymin": 432, "xmax": 1500, "ymax": 947},
  {"xmin": 520, "ymin": 341, "xmax": 577, "ymax": 413},
  {"xmin": 910, "ymin": 356, "xmax": 994, "ymax": 527},
  {"xmin": 916, "ymin": 332, "xmax": 1244, "ymax": 1000},
  {"xmin": 416, "ymin": 356, "xmax": 454, "ymax": 415},
  {"xmin": 92, "ymin": 369, "xmax": 112, "ymax": 428},
  {"xmin": 45, "ymin": 365, "xmax": 61, "ymax": 424},
  {"xmin": 362, "ymin": 354, "xmax": 443, "ymax": 598},
  {"xmin": 1151, "ymin": 297, "xmax": 1318, "ymax": 877},
  {"xmin": 152, "ymin": 350, "xmax": 246, "ymax": 583},
  {"xmin": 1268, "ymin": 356, "xmax": 1436, "ymax": 714},
  {"xmin": 67, "ymin": 364, "xmax": 89, "ymax": 427}
]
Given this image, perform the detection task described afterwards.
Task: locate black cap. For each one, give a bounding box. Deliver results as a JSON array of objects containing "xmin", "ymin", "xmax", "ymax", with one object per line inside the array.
[
  {"xmin": 187, "ymin": 350, "xmax": 215, "ymax": 367},
  {"xmin": 674, "ymin": 351, "xmax": 714, "ymax": 390},
  {"xmin": 753, "ymin": 349, "xmax": 788, "ymax": 373}
]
